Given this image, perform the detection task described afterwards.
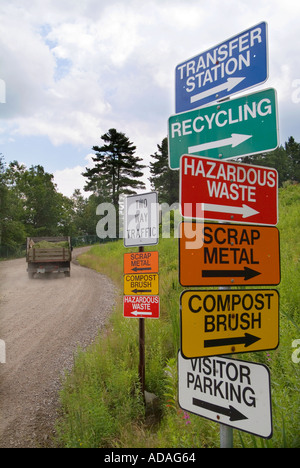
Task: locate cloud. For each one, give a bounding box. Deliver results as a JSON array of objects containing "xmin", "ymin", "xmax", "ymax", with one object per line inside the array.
[
  {"xmin": 53, "ymin": 153, "xmax": 94, "ymax": 197},
  {"xmin": 1, "ymin": 0, "xmax": 173, "ymax": 148},
  {"xmin": 0, "ymin": 7, "xmax": 55, "ymax": 119},
  {"xmin": 53, "ymin": 165, "xmax": 87, "ymax": 198}
]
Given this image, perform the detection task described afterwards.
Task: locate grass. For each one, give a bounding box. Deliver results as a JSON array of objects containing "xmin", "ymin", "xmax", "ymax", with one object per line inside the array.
[{"xmin": 55, "ymin": 184, "xmax": 300, "ymax": 448}]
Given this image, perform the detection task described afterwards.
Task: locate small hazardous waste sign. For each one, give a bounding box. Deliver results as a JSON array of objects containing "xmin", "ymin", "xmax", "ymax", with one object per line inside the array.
[
  {"xmin": 178, "ymin": 352, "xmax": 273, "ymax": 438},
  {"xmin": 179, "ymin": 222, "xmax": 280, "ymax": 286},
  {"xmin": 180, "ymin": 289, "xmax": 279, "ymax": 358},
  {"xmin": 123, "ymin": 295, "xmax": 160, "ymax": 319},
  {"xmin": 180, "ymin": 155, "xmax": 278, "ymax": 225},
  {"xmin": 124, "ymin": 273, "xmax": 159, "ymax": 295},
  {"xmin": 124, "ymin": 251, "xmax": 159, "ymax": 274}
]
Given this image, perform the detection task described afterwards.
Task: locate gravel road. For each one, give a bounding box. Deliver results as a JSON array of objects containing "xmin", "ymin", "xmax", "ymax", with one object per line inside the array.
[{"xmin": 0, "ymin": 248, "xmax": 117, "ymax": 448}]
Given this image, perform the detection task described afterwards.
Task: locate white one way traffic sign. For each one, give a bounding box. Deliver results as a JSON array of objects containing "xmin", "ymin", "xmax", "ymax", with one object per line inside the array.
[{"xmin": 178, "ymin": 352, "xmax": 273, "ymax": 438}]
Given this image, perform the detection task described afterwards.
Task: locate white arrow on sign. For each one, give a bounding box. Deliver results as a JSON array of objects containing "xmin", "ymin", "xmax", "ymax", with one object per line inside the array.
[
  {"xmin": 203, "ymin": 203, "xmax": 259, "ymax": 219},
  {"xmin": 190, "ymin": 77, "xmax": 246, "ymax": 104},
  {"xmin": 188, "ymin": 133, "xmax": 252, "ymax": 154},
  {"xmin": 130, "ymin": 310, "xmax": 153, "ymax": 317}
]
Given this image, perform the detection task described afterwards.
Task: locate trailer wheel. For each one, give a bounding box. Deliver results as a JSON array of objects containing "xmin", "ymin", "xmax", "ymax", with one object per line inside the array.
[
  {"xmin": 65, "ymin": 271, "xmax": 71, "ymax": 278},
  {"xmin": 28, "ymin": 272, "xmax": 34, "ymax": 279}
]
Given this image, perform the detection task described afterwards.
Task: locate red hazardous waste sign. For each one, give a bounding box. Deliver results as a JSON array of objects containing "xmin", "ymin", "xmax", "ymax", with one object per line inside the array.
[
  {"xmin": 180, "ymin": 155, "xmax": 278, "ymax": 225},
  {"xmin": 123, "ymin": 295, "xmax": 160, "ymax": 319}
]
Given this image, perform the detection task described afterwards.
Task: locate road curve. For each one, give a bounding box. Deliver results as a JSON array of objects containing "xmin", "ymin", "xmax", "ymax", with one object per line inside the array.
[{"xmin": 0, "ymin": 248, "xmax": 117, "ymax": 448}]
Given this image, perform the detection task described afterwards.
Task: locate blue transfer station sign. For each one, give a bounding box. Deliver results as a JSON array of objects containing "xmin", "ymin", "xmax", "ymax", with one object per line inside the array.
[{"xmin": 175, "ymin": 22, "xmax": 268, "ymax": 113}]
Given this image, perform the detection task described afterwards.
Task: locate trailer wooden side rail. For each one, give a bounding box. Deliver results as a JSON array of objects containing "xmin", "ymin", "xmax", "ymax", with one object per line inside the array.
[{"xmin": 26, "ymin": 236, "xmax": 72, "ymax": 278}]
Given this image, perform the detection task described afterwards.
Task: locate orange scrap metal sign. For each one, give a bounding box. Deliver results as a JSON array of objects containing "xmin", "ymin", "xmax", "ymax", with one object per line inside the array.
[
  {"xmin": 124, "ymin": 251, "xmax": 158, "ymax": 274},
  {"xmin": 179, "ymin": 222, "xmax": 280, "ymax": 286}
]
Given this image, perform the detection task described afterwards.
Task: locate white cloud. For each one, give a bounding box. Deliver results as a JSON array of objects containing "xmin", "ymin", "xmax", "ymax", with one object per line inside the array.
[
  {"xmin": 53, "ymin": 153, "xmax": 94, "ymax": 197},
  {"xmin": 0, "ymin": 8, "xmax": 55, "ymax": 118},
  {"xmin": 53, "ymin": 165, "xmax": 87, "ymax": 197}
]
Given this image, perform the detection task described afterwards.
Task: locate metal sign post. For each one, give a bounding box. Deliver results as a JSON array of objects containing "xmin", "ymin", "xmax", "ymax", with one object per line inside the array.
[
  {"xmin": 220, "ymin": 421, "xmax": 234, "ymax": 448},
  {"xmin": 123, "ymin": 192, "xmax": 159, "ymax": 398},
  {"xmin": 138, "ymin": 248, "xmax": 146, "ymax": 394},
  {"xmin": 139, "ymin": 316, "xmax": 145, "ymax": 394}
]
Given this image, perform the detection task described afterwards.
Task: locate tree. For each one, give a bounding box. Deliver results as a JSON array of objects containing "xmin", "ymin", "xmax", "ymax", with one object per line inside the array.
[
  {"xmin": 3, "ymin": 161, "xmax": 69, "ymax": 237},
  {"xmin": 0, "ymin": 159, "xmax": 27, "ymax": 247},
  {"xmin": 240, "ymin": 136, "xmax": 300, "ymax": 187},
  {"xmin": 70, "ymin": 189, "xmax": 98, "ymax": 236},
  {"xmin": 0, "ymin": 154, "xmax": 8, "ymax": 244},
  {"xmin": 20, "ymin": 165, "xmax": 64, "ymax": 235},
  {"xmin": 285, "ymin": 136, "xmax": 300, "ymax": 183},
  {"xmin": 149, "ymin": 137, "xmax": 179, "ymax": 204},
  {"xmin": 83, "ymin": 129, "xmax": 146, "ymax": 235}
]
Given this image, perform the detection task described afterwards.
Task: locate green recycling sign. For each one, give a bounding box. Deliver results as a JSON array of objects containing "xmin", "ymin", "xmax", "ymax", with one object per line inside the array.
[{"xmin": 168, "ymin": 88, "xmax": 279, "ymax": 169}]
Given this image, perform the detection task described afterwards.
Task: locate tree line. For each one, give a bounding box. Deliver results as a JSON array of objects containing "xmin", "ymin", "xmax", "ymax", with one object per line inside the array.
[{"xmin": 0, "ymin": 129, "xmax": 299, "ymax": 250}]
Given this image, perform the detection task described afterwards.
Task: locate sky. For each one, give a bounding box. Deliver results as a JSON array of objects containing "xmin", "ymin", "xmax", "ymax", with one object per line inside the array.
[{"xmin": 0, "ymin": 0, "xmax": 299, "ymax": 198}]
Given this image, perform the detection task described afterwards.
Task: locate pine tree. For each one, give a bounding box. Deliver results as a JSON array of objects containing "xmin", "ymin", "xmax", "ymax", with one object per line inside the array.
[
  {"xmin": 149, "ymin": 137, "xmax": 179, "ymax": 204},
  {"xmin": 285, "ymin": 136, "xmax": 300, "ymax": 183},
  {"xmin": 240, "ymin": 136, "xmax": 300, "ymax": 186},
  {"xmin": 0, "ymin": 154, "xmax": 7, "ymax": 245},
  {"xmin": 83, "ymin": 129, "xmax": 146, "ymax": 236},
  {"xmin": 83, "ymin": 129, "xmax": 146, "ymax": 205}
]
